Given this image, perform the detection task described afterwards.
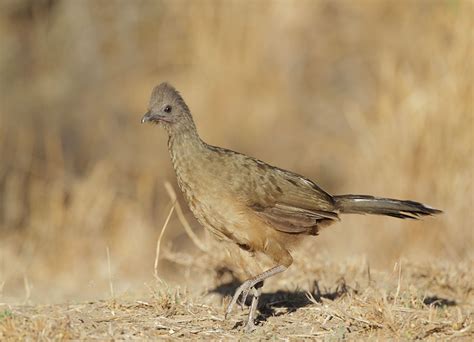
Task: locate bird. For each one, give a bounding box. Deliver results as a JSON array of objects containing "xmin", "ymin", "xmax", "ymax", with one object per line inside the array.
[{"xmin": 141, "ymin": 82, "xmax": 442, "ymax": 331}]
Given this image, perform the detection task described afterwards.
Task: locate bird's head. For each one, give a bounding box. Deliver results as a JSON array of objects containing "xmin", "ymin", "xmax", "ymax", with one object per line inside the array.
[{"xmin": 141, "ymin": 83, "xmax": 192, "ymax": 129}]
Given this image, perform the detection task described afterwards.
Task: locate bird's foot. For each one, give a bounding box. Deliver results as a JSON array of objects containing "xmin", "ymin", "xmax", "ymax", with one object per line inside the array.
[
  {"xmin": 224, "ymin": 278, "xmax": 257, "ymax": 319},
  {"xmin": 225, "ymin": 281, "xmax": 262, "ymax": 333},
  {"xmin": 224, "ymin": 266, "xmax": 286, "ymax": 330},
  {"xmin": 244, "ymin": 286, "xmax": 261, "ymax": 333},
  {"xmin": 245, "ymin": 321, "xmax": 257, "ymax": 333}
]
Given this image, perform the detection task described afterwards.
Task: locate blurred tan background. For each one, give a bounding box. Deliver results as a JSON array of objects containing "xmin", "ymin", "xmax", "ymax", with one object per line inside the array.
[{"xmin": 0, "ymin": 0, "xmax": 472, "ymax": 304}]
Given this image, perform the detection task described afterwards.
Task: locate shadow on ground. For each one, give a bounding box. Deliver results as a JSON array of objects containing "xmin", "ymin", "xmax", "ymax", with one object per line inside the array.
[
  {"xmin": 208, "ymin": 268, "xmax": 353, "ymax": 324},
  {"xmin": 422, "ymin": 296, "xmax": 456, "ymax": 308},
  {"xmin": 208, "ymin": 267, "xmax": 458, "ymax": 328}
]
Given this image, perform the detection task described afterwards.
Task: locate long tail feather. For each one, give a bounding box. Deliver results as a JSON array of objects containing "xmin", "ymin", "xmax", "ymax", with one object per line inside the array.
[{"xmin": 334, "ymin": 195, "xmax": 442, "ymax": 219}]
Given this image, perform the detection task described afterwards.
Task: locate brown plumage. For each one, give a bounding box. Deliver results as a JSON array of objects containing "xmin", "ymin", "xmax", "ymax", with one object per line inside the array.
[{"xmin": 141, "ymin": 82, "xmax": 442, "ymax": 331}]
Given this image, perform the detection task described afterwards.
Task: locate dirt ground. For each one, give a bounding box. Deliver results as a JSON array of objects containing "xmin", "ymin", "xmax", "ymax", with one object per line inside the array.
[{"xmin": 1, "ymin": 257, "xmax": 472, "ymax": 340}]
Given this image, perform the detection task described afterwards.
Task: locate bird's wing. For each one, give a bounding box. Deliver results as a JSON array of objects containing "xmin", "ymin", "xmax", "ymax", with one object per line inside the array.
[
  {"xmin": 250, "ymin": 202, "xmax": 339, "ymax": 234},
  {"xmin": 245, "ymin": 162, "xmax": 339, "ymax": 234}
]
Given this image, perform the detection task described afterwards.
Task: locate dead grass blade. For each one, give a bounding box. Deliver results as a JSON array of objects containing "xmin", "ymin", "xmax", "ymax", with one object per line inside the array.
[
  {"xmin": 106, "ymin": 246, "xmax": 115, "ymax": 299},
  {"xmin": 164, "ymin": 182, "xmax": 207, "ymax": 252},
  {"xmin": 154, "ymin": 200, "xmax": 176, "ymax": 282}
]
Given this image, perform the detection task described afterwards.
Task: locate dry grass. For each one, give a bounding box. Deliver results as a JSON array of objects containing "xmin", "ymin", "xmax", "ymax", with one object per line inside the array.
[
  {"xmin": 1, "ymin": 257, "xmax": 472, "ymax": 339},
  {"xmin": 0, "ymin": 0, "xmax": 473, "ymax": 338}
]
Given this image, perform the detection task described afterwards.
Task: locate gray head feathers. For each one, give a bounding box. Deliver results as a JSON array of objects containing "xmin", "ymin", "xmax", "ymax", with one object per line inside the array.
[{"xmin": 149, "ymin": 82, "xmax": 190, "ymax": 114}]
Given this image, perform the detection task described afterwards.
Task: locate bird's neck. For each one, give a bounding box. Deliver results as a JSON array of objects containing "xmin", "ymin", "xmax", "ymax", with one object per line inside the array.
[{"xmin": 166, "ymin": 118, "xmax": 205, "ymax": 173}]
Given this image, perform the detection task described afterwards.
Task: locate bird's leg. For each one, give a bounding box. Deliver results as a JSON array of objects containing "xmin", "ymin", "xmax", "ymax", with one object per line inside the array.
[
  {"xmin": 225, "ymin": 265, "xmax": 287, "ymax": 319},
  {"xmin": 245, "ymin": 281, "xmax": 263, "ymax": 332}
]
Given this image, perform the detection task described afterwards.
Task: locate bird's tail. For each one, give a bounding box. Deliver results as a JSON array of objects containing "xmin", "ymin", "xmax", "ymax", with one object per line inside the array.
[{"xmin": 334, "ymin": 195, "xmax": 442, "ymax": 219}]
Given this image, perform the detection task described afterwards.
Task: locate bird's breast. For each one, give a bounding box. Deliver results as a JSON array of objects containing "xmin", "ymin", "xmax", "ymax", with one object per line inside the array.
[{"xmin": 170, "ymin": 148, "xmax": 248, "ymax": 242}]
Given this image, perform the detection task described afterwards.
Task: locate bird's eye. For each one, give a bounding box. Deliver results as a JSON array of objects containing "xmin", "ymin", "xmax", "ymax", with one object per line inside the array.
[{"xmin": 164, "ymin": 105, "xmax": 172, "ymax": 113}]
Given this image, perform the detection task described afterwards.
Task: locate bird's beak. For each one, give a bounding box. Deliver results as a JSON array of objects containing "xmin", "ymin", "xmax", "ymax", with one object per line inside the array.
[{"xmin": 141, "ymin": 111, "xmax": 152, "ymax": 124}]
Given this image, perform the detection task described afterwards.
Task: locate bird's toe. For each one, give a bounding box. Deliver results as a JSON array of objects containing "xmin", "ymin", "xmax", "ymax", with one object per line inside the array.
[
  {"xmin": 245, "ymin": 322, "xmax": 257, "ymax": 333},
  {"xmin": 225, "ymin": 280, "xmax": 256, "ymax": 319}
]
